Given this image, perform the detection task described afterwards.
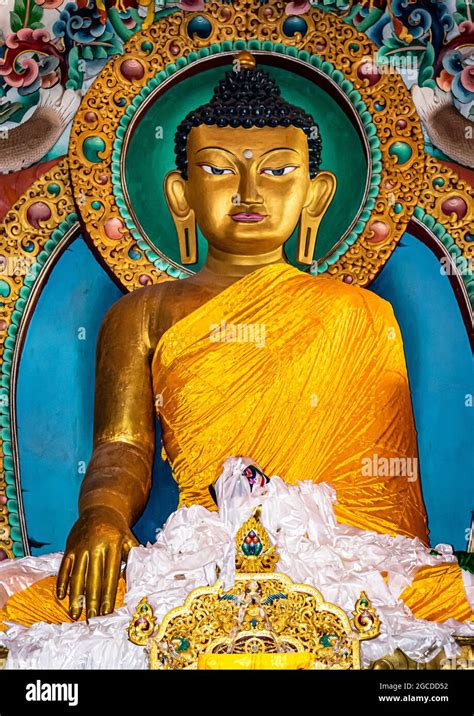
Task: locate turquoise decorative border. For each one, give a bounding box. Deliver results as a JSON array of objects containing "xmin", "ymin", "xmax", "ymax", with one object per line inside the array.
[
  {"xmin": 0, "ymin": 211, "xmax": 79, "ymax": 557},
  {"xmin": 413, "ymin": 205, "xmax": 474, "ymax": 305},
  {"xmin": 111, "ymin": 40, "xmax": 382, "ymax": 279}
]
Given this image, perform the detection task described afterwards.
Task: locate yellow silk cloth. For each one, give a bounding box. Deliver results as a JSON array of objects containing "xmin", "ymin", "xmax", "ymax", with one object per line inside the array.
[
  {"xmin": 153, "ymin": 263, "xmax": 427, "ymax": 541},
  {"xmin": 198, "ymin": 653, "xmax": 315, "ymax": 669},
  {"xmin": 0, "ymin": 576, "xmax": 126, "ymax": 631},
  {"xmin": 151, "ymin": 263, "xmax": 472, "ymax": 624},
  {"xmin": 400, "ymin": 563, "xmax": 473, "ymax": 622}
]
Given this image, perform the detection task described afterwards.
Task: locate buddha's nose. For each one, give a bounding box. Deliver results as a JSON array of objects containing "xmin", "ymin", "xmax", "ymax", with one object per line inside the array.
[{"xmin": 237, "ymin": 170, "xmax": 264, "ymax": 206}]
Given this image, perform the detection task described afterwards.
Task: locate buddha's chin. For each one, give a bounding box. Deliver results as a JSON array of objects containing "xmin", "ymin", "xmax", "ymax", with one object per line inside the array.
[
  {"xmin": 212, "ymin": 235, "xmax": 286, "ymax": 256},
  {"xmin": 212, "ymin": 223, "xmax": 286, "ymax": 252}
]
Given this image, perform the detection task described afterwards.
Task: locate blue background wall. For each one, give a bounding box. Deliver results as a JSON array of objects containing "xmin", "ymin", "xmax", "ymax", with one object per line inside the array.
[
  {"xmin": 371, "ymin": 233, "xmax": 473, "ymax": 551},
  {"xmin": 16, "ymin": 233, "xmax": 472, "ymax": 554}
]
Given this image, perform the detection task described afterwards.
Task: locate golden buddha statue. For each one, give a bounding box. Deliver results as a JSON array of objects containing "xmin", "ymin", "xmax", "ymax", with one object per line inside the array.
[{"xmin": 0, "ymin": 52, "xmax": 472, "ymax": 642}]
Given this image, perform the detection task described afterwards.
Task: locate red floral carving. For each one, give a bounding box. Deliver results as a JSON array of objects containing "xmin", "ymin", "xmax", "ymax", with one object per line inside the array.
[{"xmin": 0, "ymin": 29, "xmax": 66, "ymax": 89}]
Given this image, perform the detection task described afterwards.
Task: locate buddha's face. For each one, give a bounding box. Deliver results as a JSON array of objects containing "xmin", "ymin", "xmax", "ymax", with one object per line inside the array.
[{"xmin": 165, "ymin": 123, "xmax": 335, "ymax": 257}]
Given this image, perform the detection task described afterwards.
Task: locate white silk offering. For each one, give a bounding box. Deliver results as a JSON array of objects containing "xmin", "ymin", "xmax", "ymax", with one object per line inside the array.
[{"xmin": 1, "ymin": 456, "xmax": 473, "ymax": 669}]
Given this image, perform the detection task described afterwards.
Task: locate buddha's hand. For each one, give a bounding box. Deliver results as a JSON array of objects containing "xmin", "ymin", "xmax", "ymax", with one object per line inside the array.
[{"xmin": 56, "ymin": 505, "xmax": 139, "ymax": 620}]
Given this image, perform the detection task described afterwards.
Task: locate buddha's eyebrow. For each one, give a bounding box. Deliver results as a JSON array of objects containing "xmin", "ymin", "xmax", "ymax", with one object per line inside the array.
[
  {"xmin": 195, "ymin": 146, "xmax": 238, "ymax": 158},
  {"xmin": 259, "ymin": 147, "xmax": 299, "ymax": 157}
]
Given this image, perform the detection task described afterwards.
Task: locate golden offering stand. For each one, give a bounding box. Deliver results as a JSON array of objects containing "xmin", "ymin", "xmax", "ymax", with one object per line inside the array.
[{"xmin": 128, "ymin": 508, "xmax": 381, "ymax": 670}]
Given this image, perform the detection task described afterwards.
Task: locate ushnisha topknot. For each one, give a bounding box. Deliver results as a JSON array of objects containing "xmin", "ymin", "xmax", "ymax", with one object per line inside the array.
[{"xmin": 174, "ymin": 51, "xmax": 322, "ymax": 179}]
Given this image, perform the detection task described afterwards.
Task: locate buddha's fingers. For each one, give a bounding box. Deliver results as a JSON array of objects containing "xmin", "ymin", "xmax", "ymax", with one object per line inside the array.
[
  {"xmin": 68, "ymin": 551, "xmax": 89, "ymax": 620},
  {"xmin": 85, "ymin": 550, "xmax": 104, "ymax": 620},
  {"xmin": 56, "ymin": 552, "xmax": 74, "ymax": 600},
  {"xmin": 100, "ymin": 546, "xmax": 122, "ymax": 616}
]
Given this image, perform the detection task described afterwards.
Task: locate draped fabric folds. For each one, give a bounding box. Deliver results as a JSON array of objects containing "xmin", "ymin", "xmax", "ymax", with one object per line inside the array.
[{"xmin": 152, "ymin": 263, "xmax": 427, "ymax": 541}]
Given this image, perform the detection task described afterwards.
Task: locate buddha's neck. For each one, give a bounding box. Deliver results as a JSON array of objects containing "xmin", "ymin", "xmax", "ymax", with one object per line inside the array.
[{"xmin": 197, "ymin": 245, "xmax": 287, "ymax": 288}]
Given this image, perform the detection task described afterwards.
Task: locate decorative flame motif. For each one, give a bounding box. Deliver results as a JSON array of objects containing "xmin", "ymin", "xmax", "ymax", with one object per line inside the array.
[
  {"xmin": 235, "ymin": 507, "xmax": 279, "ymax": 573},
  {"xmin": 351, "ymin": 591, "xmax": 381, "ymax": 641},
  {"xmin": 128, "ymin": 597, "xmax": 157, "ymax": 646}
]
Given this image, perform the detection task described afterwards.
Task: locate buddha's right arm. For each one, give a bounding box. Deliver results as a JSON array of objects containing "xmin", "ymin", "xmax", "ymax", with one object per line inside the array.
[
  {"xmin": 79, "ymin": 286, "xmax": 156, "ymax": 522},
  {"xmin": 56, "ymin": 287, "xmax": 158, "ymax": 619}
]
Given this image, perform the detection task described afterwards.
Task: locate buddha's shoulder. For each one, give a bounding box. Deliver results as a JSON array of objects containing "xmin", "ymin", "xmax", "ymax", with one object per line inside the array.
[
  {"xmin": 102, "ymin": 280, "xmax": 181, "ymax": 317},
  {"xmin": 101, "ymin": 279, "xmax": 207, "ymax": 333},
  {"xmin": 98, "ymin": 283, "xmax": 173, "ymax": 341},
  {"xmin": 299, "ymin": 272, "xmax": 395, "ymax": 322}
]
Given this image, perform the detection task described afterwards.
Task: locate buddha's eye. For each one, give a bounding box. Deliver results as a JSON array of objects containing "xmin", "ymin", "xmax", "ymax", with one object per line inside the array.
[
  {"xmin": 199, "ymin": 164, "xmax": 234, "ymax": 175},
  {"xmin": 261, "ymin": 166, "xmax": 297, "ymax": 176}
]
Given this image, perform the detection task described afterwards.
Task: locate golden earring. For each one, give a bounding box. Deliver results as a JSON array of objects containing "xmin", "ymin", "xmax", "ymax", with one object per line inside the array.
[
  {"xmin": 176, "ymin": 211, "xmax": 198, "ymax": 265},
  {"xmin": 296, "ymin": 208, "xmax": 319, "ymax": 265}
]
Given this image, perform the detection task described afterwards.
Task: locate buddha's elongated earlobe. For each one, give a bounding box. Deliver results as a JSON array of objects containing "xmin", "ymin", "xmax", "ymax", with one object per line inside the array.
[
  {"xmin": 164, "ymin": 170, "xmax": 198, "ymax": 265},
  {"xmin": 296, "ymin": 170, "xmax": 336, "ymax": 265},
  {"xmin": 297, "ymin": 210, "xmax": 321, "ymax": 265},
  {"xmin": 176, "ymin": 211, "xmax": 198, "ymax": 265}
]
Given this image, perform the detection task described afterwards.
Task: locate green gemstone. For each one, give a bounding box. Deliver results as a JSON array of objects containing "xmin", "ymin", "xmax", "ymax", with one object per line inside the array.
[
  {"xmin": 319, "ymin": 634, "xmax": 334, "ymax": 647},
  {"xmin": 393, "ymin": 203, "xmax": 403, "ymax": 214},
  {"xmin": 82, "ymin": 136, "xmax": 106, "ymax": 164},
  {"xmin": 433, "ymin": 177, "xmax": 445, "ymax": 188},
  {"xmin": 389, "ymin": 141, "xmax": 412, "ymax": 165},
  {"xmin": 128, "ymin": 247, "xmax": 141, "ymax": 261},
  {"xmin": 47, "ymin": 182, "xmax": 61, "ymax": 196}
]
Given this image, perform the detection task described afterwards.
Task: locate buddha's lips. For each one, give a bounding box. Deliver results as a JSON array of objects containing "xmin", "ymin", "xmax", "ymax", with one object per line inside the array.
[{"xmin": 230, "ymin": 212, "xmax": 267, "ymax": 222}]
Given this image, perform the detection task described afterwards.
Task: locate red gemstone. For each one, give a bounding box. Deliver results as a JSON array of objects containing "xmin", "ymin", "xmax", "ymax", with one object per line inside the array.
[
  {"xmin": 26, "ymin": 201, "xmax": 52, "ymax": 228},
  {"xmin": 120, "ymin": 59, "xmax": 145, "ymax": 81},
  {"xmin": 357, "ymin": 61, "xmax": 381, "ymax": 86},
  {"xmin": 134, "ymin": 617, "xmax": 149, "ymax": 628},
  {"xmin": 367, "ymin": 220, "xmax": 390, "ymax": 243},
  {"xmin": 441, "ymin": 196, "xmax": 467, "ymax": 220}
]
